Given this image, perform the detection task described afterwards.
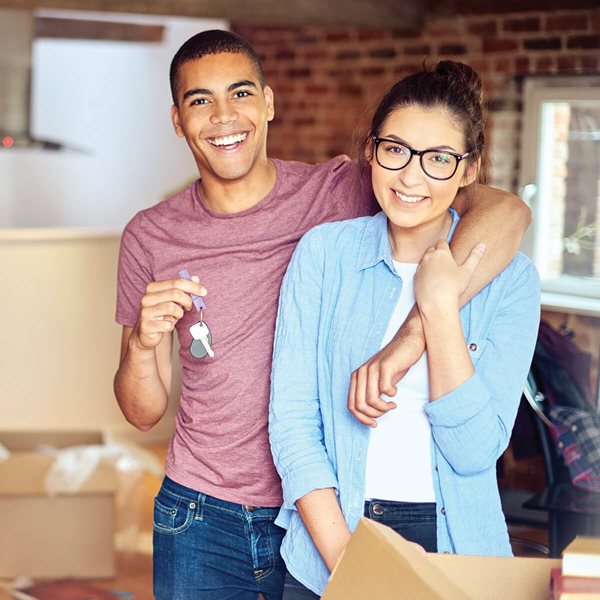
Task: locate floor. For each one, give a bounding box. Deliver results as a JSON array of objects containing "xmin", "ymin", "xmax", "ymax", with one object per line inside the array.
[{"xmin": 0, "ymin": 443, "xmax": 551, "ymax": 600}]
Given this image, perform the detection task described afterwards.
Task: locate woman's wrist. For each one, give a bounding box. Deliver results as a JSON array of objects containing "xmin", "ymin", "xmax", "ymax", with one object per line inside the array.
[{"xmin": 418, "ymin": 294, "xmax": 460, "ymax": 322}]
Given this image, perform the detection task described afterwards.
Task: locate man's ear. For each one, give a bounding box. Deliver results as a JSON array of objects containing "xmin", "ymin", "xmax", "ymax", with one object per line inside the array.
[
  {"xmin": 460, "ymin": 157, "xmax": 480, "ymax": 188},
  {"xmin": 171, "ymin": 105, "xmax": 184, "ymax": 137},
  {"xmin": 264, "ymin": 85, "xmax": 275, "ymax": 122}
]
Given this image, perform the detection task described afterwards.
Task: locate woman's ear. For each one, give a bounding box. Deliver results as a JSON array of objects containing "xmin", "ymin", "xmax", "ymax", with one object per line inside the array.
[
  {"xmin": 365, "ymin": 137, "xmax": 375, "ymax": 165},
  {"xmin": 460, "ymin": 157, "xmax": 480, "ymax": 188}
]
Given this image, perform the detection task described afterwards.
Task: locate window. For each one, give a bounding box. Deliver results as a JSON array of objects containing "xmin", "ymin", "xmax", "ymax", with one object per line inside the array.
[{"xmin": 520, "ymin": 77, "xmax": 600, "ymax": 313}]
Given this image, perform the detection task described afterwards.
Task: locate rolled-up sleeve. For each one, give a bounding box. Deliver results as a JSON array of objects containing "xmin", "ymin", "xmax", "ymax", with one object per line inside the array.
[
  {"xmin": 269, "ymin": 227, "xmax": 339, "ymax": 509},
  {"xmin": 425, "ymin": 257, "xmax": 540, "ymax": 475}
]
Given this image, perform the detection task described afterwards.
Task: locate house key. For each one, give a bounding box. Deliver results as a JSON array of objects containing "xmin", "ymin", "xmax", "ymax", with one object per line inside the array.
[
  {"xmin": 179, "ymin": 268, "xmax": 213, "ymax": 359},
  {"xmin": 189, "ymin": 319, "xmax": 214, "ymax": 359}
]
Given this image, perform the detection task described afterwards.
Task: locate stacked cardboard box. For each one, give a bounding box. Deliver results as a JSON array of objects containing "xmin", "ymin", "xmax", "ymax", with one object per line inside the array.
[{"xmin": 0, "ymin": 431, "xmax": 117, "ymax": 579}]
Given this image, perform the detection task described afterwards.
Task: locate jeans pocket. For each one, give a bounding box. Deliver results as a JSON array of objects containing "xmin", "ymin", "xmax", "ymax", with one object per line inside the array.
[{"xmin": 153, "ymin": 490, "xmax": 195, "ymax": 535}]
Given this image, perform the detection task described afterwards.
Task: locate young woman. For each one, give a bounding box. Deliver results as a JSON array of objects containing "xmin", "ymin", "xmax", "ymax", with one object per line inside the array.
[{"xmin": 269, "ymin": 61, "xmax": 540, "ymax": 598}]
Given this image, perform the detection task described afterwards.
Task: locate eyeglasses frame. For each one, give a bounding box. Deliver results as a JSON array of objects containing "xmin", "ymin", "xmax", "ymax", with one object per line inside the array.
[{"xmin": 371, "ymin": 136, "xmax": 472, "ymax": 181}]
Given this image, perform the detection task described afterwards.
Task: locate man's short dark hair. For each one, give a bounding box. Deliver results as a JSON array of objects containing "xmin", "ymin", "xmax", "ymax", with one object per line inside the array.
[{"xmin": 169, "ymin": 29, "xmax": 266, "ymax": 106}]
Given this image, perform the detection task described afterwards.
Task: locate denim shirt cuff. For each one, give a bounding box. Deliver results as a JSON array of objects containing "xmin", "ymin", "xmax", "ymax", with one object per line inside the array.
[
  {"xmin": 281, "ymin": 468, "xmax": 339, "ymax": 510},
  {"xmin": 424, "ymin": 373, "xmax": 489, "ymax": 427}
]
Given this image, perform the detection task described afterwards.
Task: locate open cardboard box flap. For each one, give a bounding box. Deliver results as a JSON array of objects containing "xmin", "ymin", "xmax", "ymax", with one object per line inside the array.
[
  {"xmin": 0, "ymin": 452, "xmax": 116, "ymax": 495},
  {"xmin": 323, "ymin": 518, "xmax": 560, "ymax": 600},
  {"xmin": 0, "ymin": 430, "xmax": 116, "ymax": 495}
]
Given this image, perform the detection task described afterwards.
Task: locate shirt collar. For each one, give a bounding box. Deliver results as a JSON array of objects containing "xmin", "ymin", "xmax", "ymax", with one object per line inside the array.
[
  {"xmin": 356, "ymin": 211, "xmax": 394, "ymax": 272},
  {"xmin": 356, "ymin": 208, "xmax": 460, "ymax": 273}
]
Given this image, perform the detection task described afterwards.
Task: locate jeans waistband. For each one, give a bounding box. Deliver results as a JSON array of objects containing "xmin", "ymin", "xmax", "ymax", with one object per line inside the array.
[
  {"xmin": 364, "ymin": 499, "xmax": 437, "ymax": 518},
  {"xmin": 160, "ymin": 476, "xmax": 279, "ymax": 515}
]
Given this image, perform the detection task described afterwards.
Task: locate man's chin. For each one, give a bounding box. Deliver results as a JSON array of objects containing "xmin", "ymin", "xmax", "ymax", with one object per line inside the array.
[{"xmin": 214, "ymin": 166, "xmax": 253, "ymax": 182}]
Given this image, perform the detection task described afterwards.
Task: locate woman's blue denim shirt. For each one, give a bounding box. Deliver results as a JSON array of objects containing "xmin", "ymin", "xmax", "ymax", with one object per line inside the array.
[{"xmin": 269, "ymin": 210, "xmax": 541, "ymax": 595}]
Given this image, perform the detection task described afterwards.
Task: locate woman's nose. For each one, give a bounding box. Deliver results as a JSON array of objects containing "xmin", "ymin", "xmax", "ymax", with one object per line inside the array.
[{"xmin": 398, "ymin": 155, "xmax": 425, "ymax": 186}]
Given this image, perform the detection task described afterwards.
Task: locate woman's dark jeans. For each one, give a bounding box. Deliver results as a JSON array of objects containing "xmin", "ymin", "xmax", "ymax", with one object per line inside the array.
[{"xmin": 283, "ymin": 500, "xmax": 437, "ymax": 599}]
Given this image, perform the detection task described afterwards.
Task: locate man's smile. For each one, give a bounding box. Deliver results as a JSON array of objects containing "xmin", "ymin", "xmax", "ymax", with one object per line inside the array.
[{"xmin": 207, "ymin": 132, "xmax": 248, "ymax": 148}]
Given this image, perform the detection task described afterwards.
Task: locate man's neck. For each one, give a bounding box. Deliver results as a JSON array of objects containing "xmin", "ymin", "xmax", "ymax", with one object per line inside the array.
[{"xmin": 198, "ymin": 159, "xmax": 277, "ymax": 215}]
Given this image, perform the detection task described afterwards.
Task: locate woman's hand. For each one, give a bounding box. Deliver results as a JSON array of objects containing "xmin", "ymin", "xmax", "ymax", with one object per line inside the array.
[{"xmin": 415, "ymin": 241, "xmax": 485, "ymax": 316}]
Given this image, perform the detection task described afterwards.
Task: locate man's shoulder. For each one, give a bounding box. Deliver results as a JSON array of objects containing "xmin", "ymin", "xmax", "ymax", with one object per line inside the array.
[
  {"xmin": 274, "ymin": 155, "xmax": 359, "ymax": 189},
  {"xmin": 273, "ymin": 155, "xmax": 373, "ymax": 218},
  {"xmin": 123, "ymin": 180, "xmax": 198, "ymax": 234},
  {"xmin": 275, "ymin": 154, "xmax": 353, "ymax": 173}
]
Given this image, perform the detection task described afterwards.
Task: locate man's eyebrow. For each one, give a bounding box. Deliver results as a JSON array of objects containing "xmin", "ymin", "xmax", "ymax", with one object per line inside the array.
[
  {"xmin": 182, "ymin": 88, "xmax": 212, "ymax": 101},
  {"xmin": 229, "ymin": 80, "xmax": 258, "ymax": 92},
  {"xmin": 182, "ymin": 80, "xmax": 258, "ymax": 102}
]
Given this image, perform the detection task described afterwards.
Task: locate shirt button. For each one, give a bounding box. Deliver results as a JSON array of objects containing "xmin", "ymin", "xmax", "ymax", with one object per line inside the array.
[
  {"xmin": 435, "ymin": 464, "xmax": 439, "ymax": 472},
  {"xmin": 372, "ymin": 503, "xmax": 384, "ymax": 516},
  {"xmin": 469, "ymin": 343, "xmax": 477, "ymax": 352},
  {"xmin": 441, "ymin": 507, "xmax": 446, "ymax": 515}
]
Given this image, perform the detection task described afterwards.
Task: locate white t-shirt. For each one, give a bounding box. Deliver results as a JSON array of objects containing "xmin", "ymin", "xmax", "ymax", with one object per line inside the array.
[{"xmin": 364, "ymin": 260, "xmax": 436, "ymax": 502}]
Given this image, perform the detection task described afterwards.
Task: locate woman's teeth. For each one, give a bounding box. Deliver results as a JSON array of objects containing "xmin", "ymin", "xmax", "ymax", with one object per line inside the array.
[{"xmin": 394, "ymin": 191, "xmax": 425, "ymax": 203}]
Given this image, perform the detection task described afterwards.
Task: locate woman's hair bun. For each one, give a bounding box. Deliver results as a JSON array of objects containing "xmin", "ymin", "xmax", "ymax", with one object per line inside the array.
[{"xmin": 434, "ymin": 60, "xmax": 484, "ymax": 105}]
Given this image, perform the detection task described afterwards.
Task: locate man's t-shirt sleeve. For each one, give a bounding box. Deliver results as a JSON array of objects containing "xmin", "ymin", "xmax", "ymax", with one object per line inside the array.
[
  {"xmin": 329, "ymin": 157, "xmax": 379, "ymax": 219},
  {"xmin": 115, "ymin": 216, "xmax": 153, "ymax": 327}
]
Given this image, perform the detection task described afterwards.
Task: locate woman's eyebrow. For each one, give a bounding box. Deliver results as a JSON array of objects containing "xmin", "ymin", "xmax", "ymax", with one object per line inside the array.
[{"xmin": 381, "ymin": 134, "xmax": 459, "ymax": 152}]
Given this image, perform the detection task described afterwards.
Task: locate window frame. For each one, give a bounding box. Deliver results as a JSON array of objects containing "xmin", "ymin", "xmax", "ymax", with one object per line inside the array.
[{"xmin": 519, "ymin": 76, "xmax": 600, "ymax": 316}]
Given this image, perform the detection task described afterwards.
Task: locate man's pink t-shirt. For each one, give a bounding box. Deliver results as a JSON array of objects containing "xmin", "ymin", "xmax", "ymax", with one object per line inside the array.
[{"xmin": 116, "ymin": 156, "xmax": 376, "ymax": 506}]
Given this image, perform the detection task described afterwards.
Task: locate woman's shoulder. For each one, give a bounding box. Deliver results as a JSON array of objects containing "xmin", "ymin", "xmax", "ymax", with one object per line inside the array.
[
  {"xmin": 292, "ymin": 215, "xmax": 378, "ymax": 268},
  {"xmin": 477, "ymin": 251, "xmax": 539, "ymax": 308},
  {"xmin": 301, "ymin": 214, "xmax": 375, "ymax": 246},
  {"xmin": 505, "ymin": 251, "xmax": 539, "ymax": 282}
]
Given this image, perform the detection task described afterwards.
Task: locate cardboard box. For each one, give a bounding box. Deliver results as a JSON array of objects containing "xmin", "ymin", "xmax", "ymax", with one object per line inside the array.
[
  {"xmin": 0, "ymin": 431, "xmax": 117, "ymax": 579},
  {"xmin": 323, "ymin": 518, "xmax": 561, "ymax": 600}
]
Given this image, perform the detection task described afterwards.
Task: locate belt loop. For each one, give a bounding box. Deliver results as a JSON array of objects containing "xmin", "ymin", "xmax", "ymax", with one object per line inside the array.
[{"xmin": 195, "ymin": 492, "xmax": 206, "ymax": 521}]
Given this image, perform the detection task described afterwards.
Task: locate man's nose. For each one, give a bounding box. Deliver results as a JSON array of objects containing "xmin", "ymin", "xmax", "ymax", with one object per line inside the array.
[{"xmin": 210, "ymin": 100, "xmax": 238, "ymax": 125}]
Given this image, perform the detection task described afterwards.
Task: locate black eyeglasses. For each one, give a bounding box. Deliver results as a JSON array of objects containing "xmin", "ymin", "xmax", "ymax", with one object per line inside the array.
[{"xmin": 372, "ymin": 136, "xmax": 471, "ymax": 181}]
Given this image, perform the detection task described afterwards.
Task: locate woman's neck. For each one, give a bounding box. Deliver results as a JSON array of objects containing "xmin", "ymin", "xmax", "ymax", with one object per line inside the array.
[{"xmin": 387, "ymin": 211, "xmax": 453, "ymax": 263}]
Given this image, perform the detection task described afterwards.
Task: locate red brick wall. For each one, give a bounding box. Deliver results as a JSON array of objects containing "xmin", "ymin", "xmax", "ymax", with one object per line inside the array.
[
  {"xmin": 234, "ymin": 8, "xmax": 599, "ymax": 193},
  {"xmin": 235, "ymin": 10, "xmax": 600, "ymax": 401}
]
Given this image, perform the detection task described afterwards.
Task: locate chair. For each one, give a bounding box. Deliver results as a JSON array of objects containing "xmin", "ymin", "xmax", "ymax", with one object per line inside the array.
[
  {"xmin": 521, "ymin": 371, "xmax": 600, "ymax": 557},
  {"xmin": 500, "ymin": 372, "xmax": 550, "ymax": 556}
]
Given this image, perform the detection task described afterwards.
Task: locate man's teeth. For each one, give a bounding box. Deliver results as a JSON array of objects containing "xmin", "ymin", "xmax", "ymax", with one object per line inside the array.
[
  {"xmin": 209, "ymin": 133, "xmax": 247, "ymax": 147},
  {"xmin": 394, "ymin": 191, "xmax": 425, "ymax": 203}
]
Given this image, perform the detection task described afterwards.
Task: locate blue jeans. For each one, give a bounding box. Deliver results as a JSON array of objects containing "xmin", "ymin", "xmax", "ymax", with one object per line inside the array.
[
  {"xmin": 364, "ymin": 499, "xmax": 437, "ymax": 552},
  {"xmin": 153, "ymin": 476, "xmax": 286, "ymax": 600},
  {"xmin": 283, "ymin": 499, "xmax": 437, "ymax": 599}
]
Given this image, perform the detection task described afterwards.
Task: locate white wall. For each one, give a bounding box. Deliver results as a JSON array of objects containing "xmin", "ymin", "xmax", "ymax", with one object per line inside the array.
[
  {"xmin": 0, "ymin": 12, "xmax": 227, "ymax": 230},
  {"xmin": 0, "ymin": 230, "xmax": 181, "ymax": 439},
  {"xmin": 0, "ymin": 11, "xmax": 220, "ymax": 437}
]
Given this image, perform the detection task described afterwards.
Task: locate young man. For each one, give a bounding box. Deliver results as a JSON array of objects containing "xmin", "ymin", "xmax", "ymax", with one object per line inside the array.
[{"xmin": 114, "ymin": 30, "xmax": 530, "ymax": 600}]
